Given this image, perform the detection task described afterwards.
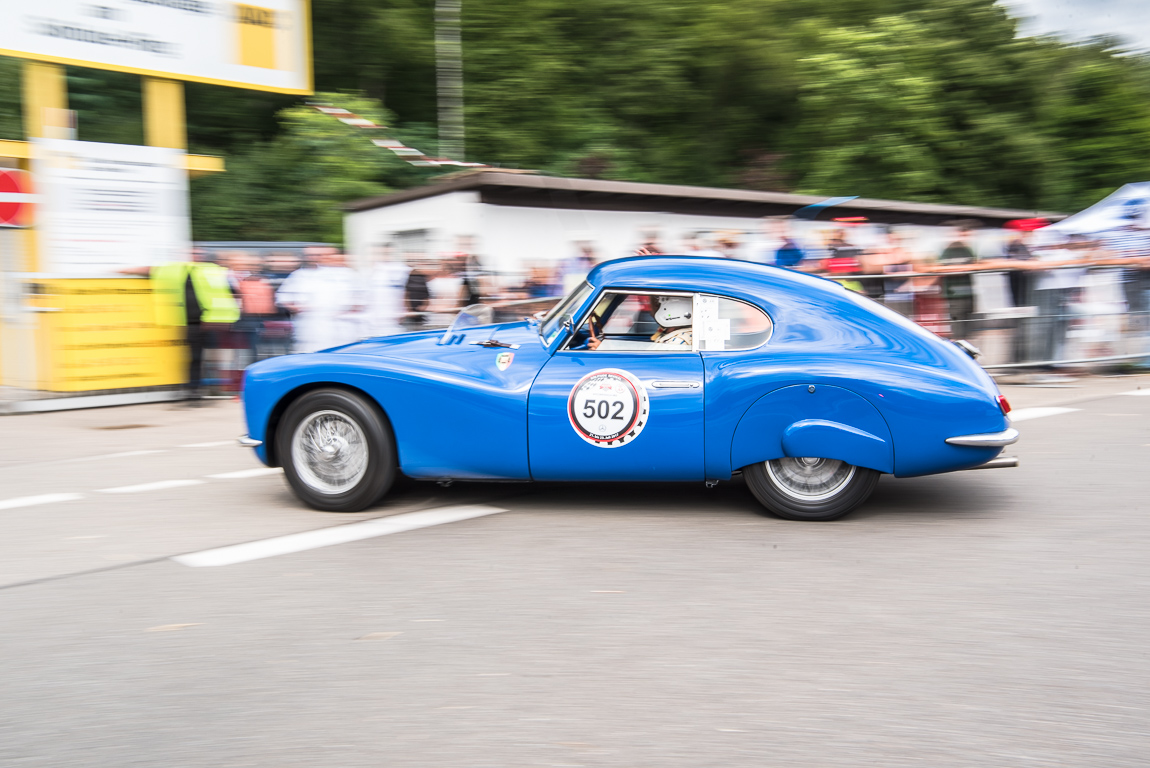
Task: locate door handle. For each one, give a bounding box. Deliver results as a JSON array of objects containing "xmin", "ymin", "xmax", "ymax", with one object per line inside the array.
[{"xmin": 650, "ymin": 380, "xmax": 701, "ymax": 389}]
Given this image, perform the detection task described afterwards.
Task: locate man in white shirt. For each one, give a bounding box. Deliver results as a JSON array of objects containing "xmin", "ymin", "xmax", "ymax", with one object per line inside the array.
[
  {"xmin": 366, "ymin": 242, "xmax": 411, "ymax": 338},
  {"xmin": 276, "ymin": 248, "xmax": 367, "ymax": 353}
]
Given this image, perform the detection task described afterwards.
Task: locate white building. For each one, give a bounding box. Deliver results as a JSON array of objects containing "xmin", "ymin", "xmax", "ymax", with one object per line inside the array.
[{"xmin": 344, "ymin": 170, "xmax": 1061, "ymax": 281}]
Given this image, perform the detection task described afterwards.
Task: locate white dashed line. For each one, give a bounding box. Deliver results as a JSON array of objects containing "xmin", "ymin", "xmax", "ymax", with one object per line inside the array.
[
  {"xmin": 1121, "ymin": 389, "xmax": 1150, "ymax": 397},
  {"xmin": 207, "ymin": 467, "xmax": 283, "ymax": 479},
  {"xmin": 88, "ymin": 450, "xmax": 167, "ymax": 461},
  {"xmin": 0, "ymin": 493, "xmax": 85, "ymax": 511},
  {"xmin": 173, "ymin": 504, "xmax": 508, "ymax": 567},
  {"xmin": 98, "ymin": 479, "xmax": 206, "ymax": 494},
  {"xmin": 1009, "ymin": 407, "xmax": 1081, "ymax": 423},
  {"xmin": 179, "ymin": 441, "xmax": 237, "ymax": 448},
  {"xmin": 0, "ymin": 450, "xmax": 168, "ymax": 472}
]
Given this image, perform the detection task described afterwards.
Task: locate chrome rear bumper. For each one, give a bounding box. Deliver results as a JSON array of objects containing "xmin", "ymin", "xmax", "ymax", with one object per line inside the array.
[
  {"xmin": 962, "ymin": 455, "xmax": 1019, "ymax": 470},
  {"xmin": 945, "ymin": 428, "xmax": 1019, "ymax": 448},
  {"xmin": 237, "ymin": 435, "xmax": 263, "ymax": 448}
]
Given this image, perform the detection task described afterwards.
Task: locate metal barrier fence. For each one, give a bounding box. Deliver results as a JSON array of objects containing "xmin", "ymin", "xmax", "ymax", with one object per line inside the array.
[
  {"xmin": 827, "ymin": 266, "xmax": 1150, "ymax": 371},
  {"xmin": 6, "ymin": 268, "xmax": 1144, "ymax": 410}
]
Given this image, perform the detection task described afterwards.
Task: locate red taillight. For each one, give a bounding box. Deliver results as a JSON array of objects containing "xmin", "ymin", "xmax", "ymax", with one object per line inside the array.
[{"xmin": 997, "ymin": 395, "xmax": 1011, "ymax": 414}]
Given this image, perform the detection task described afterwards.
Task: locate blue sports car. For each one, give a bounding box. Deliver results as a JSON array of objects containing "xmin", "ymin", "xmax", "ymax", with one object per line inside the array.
[{"xmin": 240, "ymin": 256, "xmax": 1017, "ymax": 521}]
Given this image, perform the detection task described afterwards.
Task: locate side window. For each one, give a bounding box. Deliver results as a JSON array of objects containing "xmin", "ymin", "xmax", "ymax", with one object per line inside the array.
[
  {"xmin": 694, "ymin": 295, "xmax": 772, "ymax": 351},
  {"xmin": 601, "ymin": 295, "xmax": 647, "ymax": 333},
  {"xmin": 571, "ymin": 292, "xmax": 693, "ymax": 352}
]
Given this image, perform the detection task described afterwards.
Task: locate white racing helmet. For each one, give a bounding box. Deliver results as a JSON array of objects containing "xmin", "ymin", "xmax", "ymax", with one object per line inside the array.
[{"xmin": 653, "ymin": 295, "xmax": 693, "ymax": 328}]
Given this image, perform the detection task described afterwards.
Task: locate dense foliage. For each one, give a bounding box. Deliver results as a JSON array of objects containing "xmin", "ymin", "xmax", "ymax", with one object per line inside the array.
[{"xmin": 2, "ymin": 0, "xmax": 1150, "ymax": 242}]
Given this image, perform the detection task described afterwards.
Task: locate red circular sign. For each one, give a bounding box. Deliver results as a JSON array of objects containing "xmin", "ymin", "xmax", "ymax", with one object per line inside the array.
[{"xmin": 0, "ymin": 169, "xmax": 34, "ymax": 228}]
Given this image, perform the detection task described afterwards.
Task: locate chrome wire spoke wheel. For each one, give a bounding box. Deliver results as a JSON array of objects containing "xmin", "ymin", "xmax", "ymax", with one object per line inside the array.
[
  {"xmin": 764, "ymin": 457, "xmax": 856, "ymax": 502},
  {"xmin": 291, "ymin": 409, "xmax": 370, "ymax": 495}
]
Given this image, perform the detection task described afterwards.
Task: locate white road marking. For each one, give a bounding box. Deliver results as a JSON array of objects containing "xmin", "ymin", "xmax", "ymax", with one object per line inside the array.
[
  {"xmin": 86, "ymin": 450, "xmax": 167, "ymax": 461},
  {"xmin": 1121, "ymin": 389, "xmax": 1150, "ymax": 397},
  {"xmin": 207, "ymin": 467, "xmax": 283, "ymax": 479},
  {"xmin": 0, "ymin": 450, "xmax": 167, "ymax": 472},
  {"xmin": 146, "ymin": 623, "xmax": 201, "ymax": 632},
  {"xmin": 180, "ymin": 441, "xmax": 236, "ymax": 448},
  {"xmin": 98, "ymin": 479, "xmax": 205, "ymax": 494},
  {"xmin": 0, "ymin": 493, "xmax": 84, "ymax": 511},
  {"xmin": 1008, "ymin": 407, "xmax": 1081, "ymax": 423},
  {"xmin": 172, "ymin": 504, "xmax": 509, "ymax": 567}
]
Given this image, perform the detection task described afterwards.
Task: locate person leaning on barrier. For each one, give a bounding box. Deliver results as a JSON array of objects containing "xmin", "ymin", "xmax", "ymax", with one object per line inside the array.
[
  {"xmin": 935, "ymin": 220, "xmax": 980, "ymax": 331},
  {"xmin": 123, "ymin": 251, "xmax": 241, "ymax": 402}
]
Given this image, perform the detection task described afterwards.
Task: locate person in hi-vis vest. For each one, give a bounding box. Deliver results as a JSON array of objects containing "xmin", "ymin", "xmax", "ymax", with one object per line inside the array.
[{"xmin": 125, "ymin": 250, "xmax": 240, "ymax": 400}]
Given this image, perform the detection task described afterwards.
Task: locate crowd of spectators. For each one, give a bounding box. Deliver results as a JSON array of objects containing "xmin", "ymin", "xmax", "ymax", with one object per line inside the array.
[{"xmin": 182, "ymin": 211, "xmax": 1150, "ymax": 395}]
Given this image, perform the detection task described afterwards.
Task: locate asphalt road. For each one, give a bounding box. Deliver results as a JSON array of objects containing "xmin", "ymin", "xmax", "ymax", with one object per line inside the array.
[{"xmin": 1, "ymin": 375, "xmax": 1149, "ymax": 767}]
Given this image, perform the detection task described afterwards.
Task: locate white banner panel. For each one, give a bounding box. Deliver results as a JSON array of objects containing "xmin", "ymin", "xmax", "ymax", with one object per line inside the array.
[
  {"xmin": 33, "ymin": 139, "xmax": 191, "ymax": 273},
  {"xmin": 1, "ymin": 0, "xmax": 310, "ymax": 94}
]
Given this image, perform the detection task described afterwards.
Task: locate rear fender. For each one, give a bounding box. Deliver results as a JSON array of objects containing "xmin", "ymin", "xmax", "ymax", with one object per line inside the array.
[{"xmin": 729, "ymin": 384, "xmax": 894, "ymax": 473}]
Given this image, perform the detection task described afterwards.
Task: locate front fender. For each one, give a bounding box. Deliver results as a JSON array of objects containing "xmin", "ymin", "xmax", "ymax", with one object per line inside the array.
[{"xmin": 730, "ymin": 385, "xmax": 895, "ymax": 473}]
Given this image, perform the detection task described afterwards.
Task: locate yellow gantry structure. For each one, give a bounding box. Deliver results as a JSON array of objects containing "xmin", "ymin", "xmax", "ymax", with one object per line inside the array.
[{"xmin": 0, "ymin": 62, "xmax": 224, "ymax": 392}]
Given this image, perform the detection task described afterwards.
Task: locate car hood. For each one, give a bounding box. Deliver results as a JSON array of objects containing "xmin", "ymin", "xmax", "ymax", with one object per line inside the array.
[{"xmin": 328, "ymin": 320, "xmax": 544, "ymax": 360}]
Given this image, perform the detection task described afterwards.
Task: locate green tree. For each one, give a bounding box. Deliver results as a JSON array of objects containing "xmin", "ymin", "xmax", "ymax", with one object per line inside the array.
[
  {"xmin": 4, "ymin": 0, "xmax": 1150, "ymax": 222},
  {"xmin": 1036, "ymin": 44, "xmax": 1150, "ymax": 211},
  {"xmin": 191, "ymin": 93, "xmax": 422, "ymax": 243},
  {"xmin": 791, "ymin": 19, "xmax": 951, "ymax": 202},
  {"xmin": 789, "ymin": 1, "xmax": 1051, "ymax": 208}
]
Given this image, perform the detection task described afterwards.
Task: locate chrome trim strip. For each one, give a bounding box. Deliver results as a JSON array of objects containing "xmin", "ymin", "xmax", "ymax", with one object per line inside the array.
[
  {"xmin": 238, "ymin": 435, "xmax": 263, "ymax": 448},
  {"xmin": 945, "ymin": 428, "xmax": 1020, "ymax": 447},
  {"xmin": 962, "ymin": 456, "xmax": 1020, "ymax": 470},
  {"xmin": 650, "ymin": 380, "xmax": 701, "ymax": 389}
]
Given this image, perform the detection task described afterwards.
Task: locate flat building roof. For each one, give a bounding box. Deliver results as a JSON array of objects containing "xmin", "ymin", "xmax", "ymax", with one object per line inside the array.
[{"xmin": 346, "ymin": 171, "xmax": 1064, "ymax": 227}]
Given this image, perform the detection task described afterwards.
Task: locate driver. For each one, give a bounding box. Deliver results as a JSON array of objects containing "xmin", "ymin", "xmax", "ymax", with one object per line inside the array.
[{"xmin": 588, "ymin": 295, "xmax": 693, "ymax": 349}]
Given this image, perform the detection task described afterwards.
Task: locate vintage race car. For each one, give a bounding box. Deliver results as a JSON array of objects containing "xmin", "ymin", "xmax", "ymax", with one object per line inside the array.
[{"xmin": 240, "ymin": 256, "xmax": 1018, "ymax": 521}]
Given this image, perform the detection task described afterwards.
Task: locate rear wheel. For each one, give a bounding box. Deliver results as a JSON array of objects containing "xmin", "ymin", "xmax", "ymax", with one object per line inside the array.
[
  {"xmin": 277, "ymin": 388, "xmax": 396, "ymax": 512},
  {"xmin": 744, "ymin": 457, "xmax": 879, "ymax": 521}
]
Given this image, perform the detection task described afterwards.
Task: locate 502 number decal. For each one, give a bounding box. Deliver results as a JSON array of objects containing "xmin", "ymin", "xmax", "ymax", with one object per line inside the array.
[
  {"xmin": 582, "ymin": 399, "xmax": 626, "ymax": 420},
  {"xmin": 567, "ymin": 369, "xmax": 650, "ymax": 447}
]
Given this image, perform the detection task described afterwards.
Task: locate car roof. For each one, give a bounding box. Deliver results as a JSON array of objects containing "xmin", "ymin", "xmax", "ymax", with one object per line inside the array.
[{"xmin": 585, "ymin": 255, "xmax": 841, "ymax": 304}]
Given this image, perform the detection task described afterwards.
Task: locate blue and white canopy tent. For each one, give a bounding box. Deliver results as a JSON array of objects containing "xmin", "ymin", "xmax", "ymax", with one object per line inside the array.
[{"xmin": 1039, "ymin": 183, "xmax": 1150, "ymax": 241}]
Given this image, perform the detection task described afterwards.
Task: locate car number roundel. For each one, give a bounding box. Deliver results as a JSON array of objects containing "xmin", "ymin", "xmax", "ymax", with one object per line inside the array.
[{"xmin": 567, "ymin": 369, "xmax": 650, "ymax": 447}]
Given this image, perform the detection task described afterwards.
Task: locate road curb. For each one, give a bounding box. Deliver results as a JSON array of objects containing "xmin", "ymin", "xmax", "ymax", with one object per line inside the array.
[{"xmin": 0, "ymin": 390, "xmax": 185, "ymax": 415}]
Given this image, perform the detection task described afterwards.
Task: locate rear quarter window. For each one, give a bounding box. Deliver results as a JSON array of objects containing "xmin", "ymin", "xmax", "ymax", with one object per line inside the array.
[{"xmin": 696, "ymin": 295, "xmax": 773, "ymax": 351}]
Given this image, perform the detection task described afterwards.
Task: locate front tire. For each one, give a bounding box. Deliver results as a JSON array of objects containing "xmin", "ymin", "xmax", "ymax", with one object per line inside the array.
[
  {"xmin": 277, "ymin": 388, "xmax": 396, "ymax": 512},
  {"xmin": 744, "ymin": 457, "xmax": 879, "ymax": 521}
]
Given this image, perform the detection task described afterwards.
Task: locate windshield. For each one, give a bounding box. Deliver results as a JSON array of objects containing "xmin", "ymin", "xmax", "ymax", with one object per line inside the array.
[
  {"xmin": 442, "ymin": 304, "xmax": 495, "ymax": 339},
  {"xmin": 539, "ymin": 281, "xmax": 594, "ymax": 345}
]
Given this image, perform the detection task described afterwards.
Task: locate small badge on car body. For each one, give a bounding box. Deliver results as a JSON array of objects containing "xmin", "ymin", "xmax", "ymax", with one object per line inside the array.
[
  {"xmin": 496, "ymin": 351, "xmax": 514, "ymax": 371},
  {"xmin": 567, "ymin": 368, "xmax": 650, "ymax": 448}
]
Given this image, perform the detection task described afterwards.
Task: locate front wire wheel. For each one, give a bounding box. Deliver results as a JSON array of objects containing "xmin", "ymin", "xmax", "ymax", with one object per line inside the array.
[
  {"xmin": 277, "ymin": 389, "xmax": 396, "ymax": 512},
  {"xmin": 291, "ymin": 410, "xmax": 370, "ymax": 494},
  {"xmin": 744, "ymin": 457, "xmax": 879, "ymax": 521}
]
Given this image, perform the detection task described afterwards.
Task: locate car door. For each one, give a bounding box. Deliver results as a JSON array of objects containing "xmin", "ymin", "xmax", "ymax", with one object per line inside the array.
[{"xmin": 527, "ymin": 347, "xmax": 705, "ymax": 482}]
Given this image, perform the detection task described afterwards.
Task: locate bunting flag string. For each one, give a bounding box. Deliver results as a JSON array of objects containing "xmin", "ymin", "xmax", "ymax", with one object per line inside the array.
[{"xmin": 308, "ymin": 102, "xmax": 487, "ymax": 169}]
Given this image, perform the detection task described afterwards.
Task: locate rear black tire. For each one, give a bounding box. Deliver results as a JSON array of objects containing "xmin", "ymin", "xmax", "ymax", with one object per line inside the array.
[
  {"xmin": 276, "ymin": 388, "xmax": 396, "ymax": 512},
  {"xmin": 744, "ymin": 457, "xmax": 879, "ymax": 522}
]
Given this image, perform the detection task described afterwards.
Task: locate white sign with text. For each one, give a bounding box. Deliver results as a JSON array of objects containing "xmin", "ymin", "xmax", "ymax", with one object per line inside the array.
[{"xmin": 33, "ymin": 138, "xmax": 190, "ymax": 274}]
